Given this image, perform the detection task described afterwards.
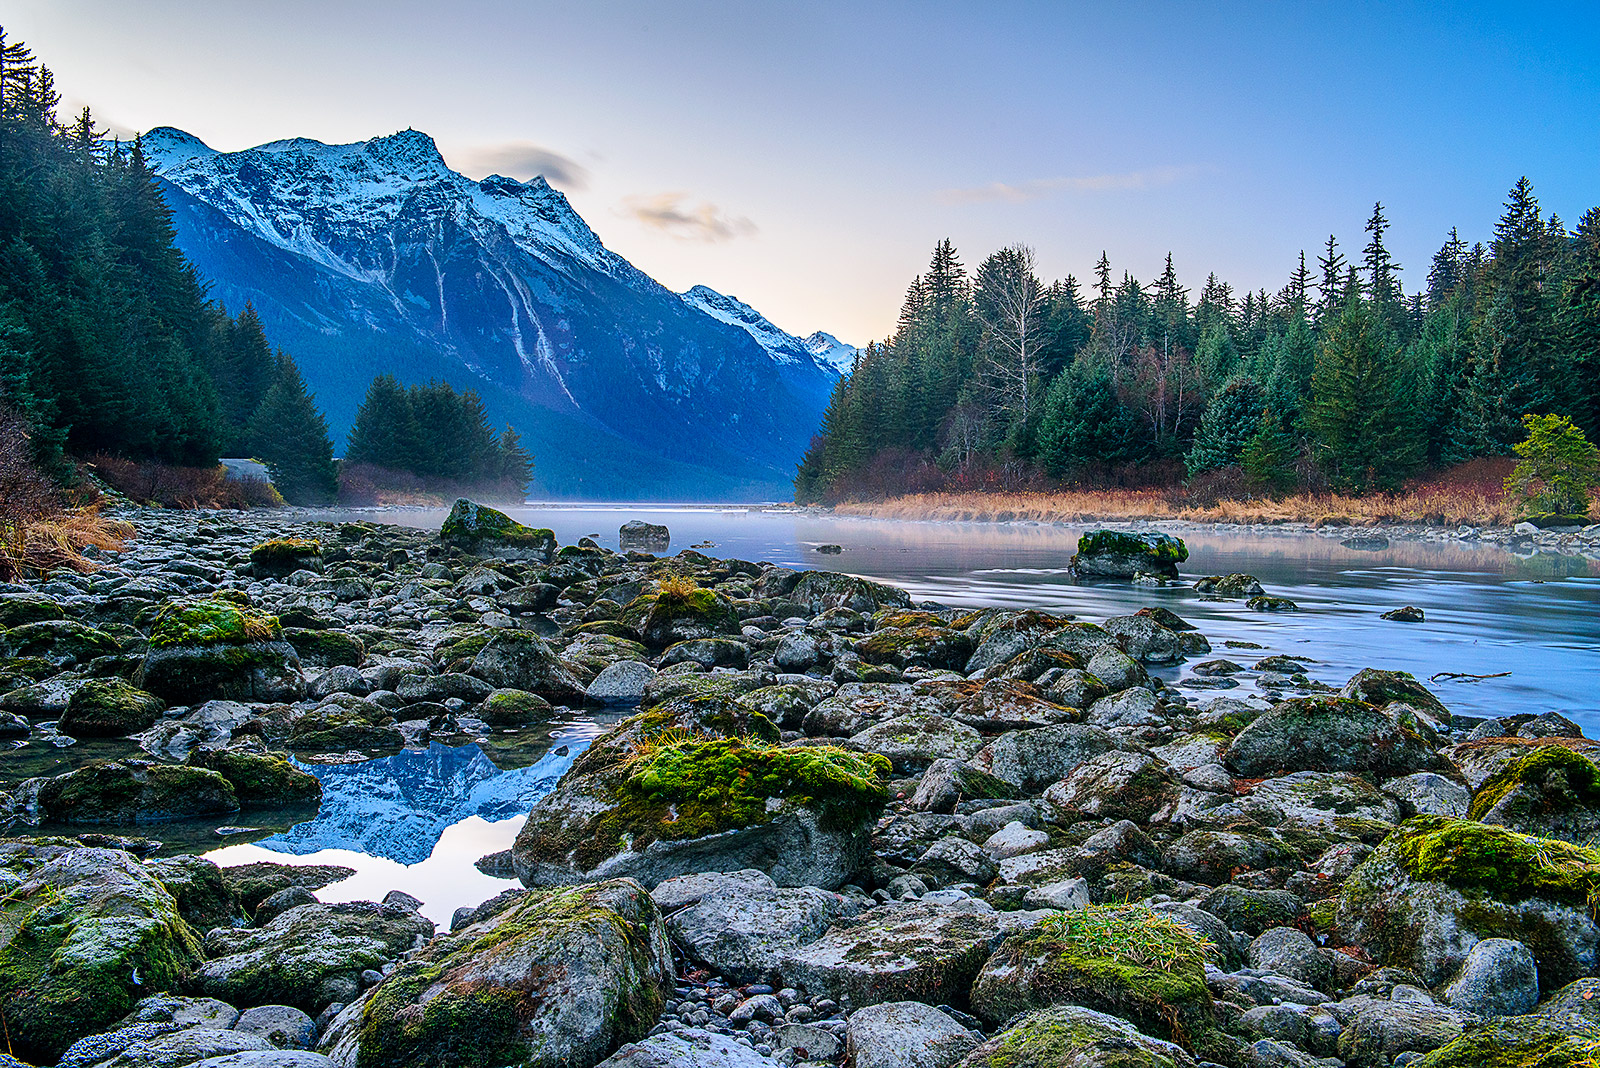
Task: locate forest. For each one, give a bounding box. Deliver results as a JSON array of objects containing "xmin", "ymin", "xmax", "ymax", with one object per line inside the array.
[{"xmin": 795, "ymin": 186, "xmax": 1600, "ymax": 505}]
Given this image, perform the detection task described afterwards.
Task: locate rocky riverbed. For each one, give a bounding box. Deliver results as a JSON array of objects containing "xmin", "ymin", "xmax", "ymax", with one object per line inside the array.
[{"xmin": 2, "ymin": 507, "xmax": 1600, "ymax": 1068}]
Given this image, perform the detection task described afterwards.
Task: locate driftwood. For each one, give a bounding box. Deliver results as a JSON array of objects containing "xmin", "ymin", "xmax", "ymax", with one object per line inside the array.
[{"xmin": 1429, "ymin": 670, "xmax": 1512, "ymax": 683}]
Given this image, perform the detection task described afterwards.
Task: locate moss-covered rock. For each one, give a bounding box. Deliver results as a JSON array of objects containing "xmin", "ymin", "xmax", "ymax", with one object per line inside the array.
[
  {"xmin": 1468, "ymin": 746, "xmax": 1600, "ymax": 845},
  {"xmin": 145, "ymin": 853, "xmax": 247, "ymax": 932},
  {"xmin": 1413, "ymin": 1014, "xmax": 1600, "ymax": 1068},
  {"xmin": 248, "ymin": 538, "xmax": 324, "ymax": 577},
  {"xmin": 957, "ymin": 1004, "xmax": 1197, "ymax": 1068},
  {"xmin": 1336, "ymin": 815, "xmax": 1600, "ymax": 988},
  {"xmin": 0, "ymin": 618, "xmax": 121, "ymax": 666},
  {"xmin": 970, "ymin": 905, "xmax": 1219, "ymax": 1057},
  {"xmin": 218, "ymin": 861, "xmax": 356, "ymax": 915},
  {"xmin": 30, "ymin": 761, "xmax": 240, "ymax": 823},
  {"xmin": 187, "ymin": 749, "xmax": 322, "ymax": 809},
  {"xmin": 928, "ymin": 678, "xmax": 1082, "ymax": 732},
  {"xmin": 283, "ymin": 627, "xmax": 366, "ymax": 668},
  {"xmin": 513, "ymin": 720, "xmax": 889, "ymax": 889},
  {"xmin": 859, "ymin": 625, "xmax": 974, "ymax": 671},
  {"xmin": 467, "ymin": 629, "xmax": 586, "ymax": 702},
  {"xmin": 1340, "ymin": 667, "xmax": 1452, "ymax": 726},
  {"xmin": 322, "ymin": 880, "xmax": 670, "ymax": 1068},
  {"xmin": 57, "ymin": 678, "xmax": 165, "ymax": 738},
  {"xmin": 439, "ymin": 499, "xmax": 556, "ymax": 562},
  {"xmin": 287, "ymin": 705, "xmax": 404, "ymax": 752},
  {"xmin": 0, "ymin": 845, "xmax": 205, "ymax": 1063},
  {"xmin": 783, "ymin": 570, "xmax": 913, "ymax": 616},
  {"xmin": 0, "ymin": 594, "xmax": 66, "ymax": 628},
  {"xmin": 137, "ymin": 600, "xmax": 305, "ymax": 704},
  {"xmin": 195, "ymin": 900, "xmax": 434, "ymax": 1013},
  {"xmin": 1192, "ymin": 573, "xmax": 1264, "ymax": 598},
  {"xmin": 479, "ymin": 687, "xmax": 554, "ymax": 727},
  {"xmin": 1225, "ymin": 696, "xmax": 1441, "ymax": 778},
  {"xmin": 1070, "ymin": 531, "xmax": 1189, "ymax": 579},
  {"xmin": 634, "ymin": 577, "xmax": 741, "ymax": 646}
]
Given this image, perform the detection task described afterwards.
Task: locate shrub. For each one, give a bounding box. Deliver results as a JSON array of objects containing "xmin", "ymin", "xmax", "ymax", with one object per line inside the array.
[{"xmin": 1505, "ymin": 413, "xmax": 1600, "ymax": 519}]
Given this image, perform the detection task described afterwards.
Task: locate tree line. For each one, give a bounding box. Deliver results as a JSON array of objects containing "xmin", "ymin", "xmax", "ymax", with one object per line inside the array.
[
  {"xmin": 0, "ymin": 28, "xmax": 532, "ymax": 506},
  {"xmin": 795, "ymin": 182, "xmax": 1600, "ymax": 502}
]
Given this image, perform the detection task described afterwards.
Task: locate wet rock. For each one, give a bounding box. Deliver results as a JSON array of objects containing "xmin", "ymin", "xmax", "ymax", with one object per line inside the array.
[
  {"xmin": 1225, "ymin": 696, "xmax": 1441, "ymax": 778},
  {"xmin": 219, "ymin": 862, "xmax": 355, "ymax": 915},
  {"xmin": 587, "ymin": 660, "xmax": 656, "ymax": 705},
  {"xmin": 1195, "ymin": 573, "xmax": 1265, "ymax": 597},
  {"xmin": 595, "ymin": 1027, "xmax": 768, "ymax": 1068},
  {"xmin": 1381, "ymin": 605, "xmax": 1425, "ymax": 622},
  {"xmin": 27, "ymin": 760, "xmax": 239, "ymax": 823},
  {"xmin": 1070, "ymin": 530, "xmax": 1188, "ymax": 579},
  {"xmin": 187, "ymin": 749, "xmax": 322, "ymax": 809},
  {"xmin": 618, "ymin": 520, "xmax": 670, "ymax": 552},
  {"xmin": 1247, "ymin": 595, "xmax": 1300, "ymax": 612},
  {"xmin": 321, "ymin": 880, "xmax": 671, "ymax": 1068},
  {"xmin": 439, "ymin": 499, "xmax": 556, "ymax": 561},
  {"xmin": 58, "ymin": 678, "xmax": 164, "ymax": 737},
  {"xmin": 1442, "ymin": 937, "xmax": 1539, "ymax": 1016},
  {"xmin": 138, "ymin": 600, "xmax": 305, "ymax": 704}
]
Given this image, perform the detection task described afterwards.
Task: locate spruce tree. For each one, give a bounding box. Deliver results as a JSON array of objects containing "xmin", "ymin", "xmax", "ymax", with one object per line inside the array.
[
  {"xmin": 1186, "ymin": 375, "xmax": 1264, "ymax": 475},
  {"xmin": 1307, "ymin": 297, "xmax": 1423, "ymax": 491},
  {"xmin": 1036, "ymin": 361, "xmax": 1140, "ymax": 476},
  {"xmin": 249, "ymin": 352, "xmax": 337, "ymax": 505}
]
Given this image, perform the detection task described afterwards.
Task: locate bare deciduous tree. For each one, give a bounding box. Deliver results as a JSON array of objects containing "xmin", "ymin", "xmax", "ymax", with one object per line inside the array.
[{"xmin": 974, "ymin": 244, "xmax": 1046, "ymax": 425}]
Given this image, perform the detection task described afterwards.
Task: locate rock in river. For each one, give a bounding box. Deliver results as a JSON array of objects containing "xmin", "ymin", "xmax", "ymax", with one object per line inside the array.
[{"xmin": 1069, "ymin": 530, "xmax": 1188, "ymax": 579}]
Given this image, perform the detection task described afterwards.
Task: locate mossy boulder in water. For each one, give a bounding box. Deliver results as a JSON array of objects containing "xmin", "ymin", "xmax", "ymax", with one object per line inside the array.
[
  {"xmin": 631, "ymin": 578, "xmax": 741, "ymax": 646},
  {"xmin": 1070, "ymin": 530, "xmax": 1188, "ymax": 579},
  {"xmin": 512, "ymin": 715, "xmax": 889, "ymax": 890},
  {"xmin": 248, "ymin": 538, "xmax": 323, "ymax": 577},
  {"xmin": 970, "ymin": 905, "xmax": 1220, "ymax": 1059},
  {"xmin": 1468, "ymin": 746, "xmax": 1600, "ymax": 845},
  {"xmin": 781, "ymin": 570, "xmax": 914, "ymax": 615},
  {"xmin": 0, "ymin": 844, "xmax": 206, "ymax": 1063},
  {"xmin": 137, "ymin": 599, "xmax": 306, "ymax": 704},
  {"xmin": 28, "ymin": 760, "xmax": 240, "ymax": 823},
  {"xmin": 440, "ymin": 499, "xmax": 556, "ymax": 562},
  {"xmin": 1340, "ymin": 667, "xmax": 1452, "ymax": 727},
  {"xmin": 321, "ymin": 880, "xmax": 672, "ymax": 1068},
  {"xmin": 57, "ymin": 678, "xmax": 164, "ymax": 737},
  {"xmin": 618, "ymin": 519, "xmax": 670, "ymax": 551},
  {"xmin": 1336, "ymin": 815, "xmax": 1600, "ymax": 989},
  {"xmin": 187, "ymin": 749, "xmax": 322, "ymax": 809}
]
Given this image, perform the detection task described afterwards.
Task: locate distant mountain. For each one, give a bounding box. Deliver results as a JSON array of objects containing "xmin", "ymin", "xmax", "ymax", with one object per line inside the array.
[
  {"xmin": 803, "ymin": 331, "xmax": 860, "ymax": 376},
  {"xmin": 145, "ymin": 127, "xmax": 846, "ymax": 500},
  {"xmin": 680, "ymin": 285, "xmax": 856, "ymax": 375}
]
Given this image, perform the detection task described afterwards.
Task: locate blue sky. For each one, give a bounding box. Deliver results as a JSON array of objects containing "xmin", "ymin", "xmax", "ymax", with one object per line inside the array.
[{"xmin": 7, "ymin": 1, "xmax": 1598, "ymax": 342}]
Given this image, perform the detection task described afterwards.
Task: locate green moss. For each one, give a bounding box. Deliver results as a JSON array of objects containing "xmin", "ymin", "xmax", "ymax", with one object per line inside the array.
[
  {"xmin": 968, "ymin": 1007, "xmax": 1190, "ymax": 1068},
  {"xmin": 283, "ymin": 627, "xmax": 366, "ymax": 667},
  {"xmin": 187, "ymin": 749, "xmax": 321, "ymax": 808},
  {"xmin": 0, "ymin": 620, "xmax": 122, "ymax": 664},
  {"xmin": 440, "ymin": 499, "xmax": 555, "ymax": 551},
  {"xmin": 1470, "ymin": 747, "xmax": 1600, "ymax": 821},
  {"xmin": 1415, "ymin": 1018, "xmax": 1600, "ymax": 1068},
  {"xmin": 569, "ymin": 735, "xmax": 887, "ymax": 869},
  {"xmin": 1077, "ymin": 530, "xmax": 1189, "ymax": 565},
  {"xmin": 1391, "ymin": 815, "xmax": 1600, "ymax": 908},
  {"xmin": 985, "ymin": 905, "xmax": 1216, "ymax": 1052},
  {"xmin": 149, "ymin": 599, "xmax": 281, "ymax": 649},
  {"xmin": 59, "ymin": 679, "xmax": 164, "ymax": 737},
  {"xmin": 249, "ymin": 538, "xmax": 322, "ymax": 570}
]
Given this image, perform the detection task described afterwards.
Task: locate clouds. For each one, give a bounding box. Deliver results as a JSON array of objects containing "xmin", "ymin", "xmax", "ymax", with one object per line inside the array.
[
  {"xmin": 454, "ymin": 141, "xmax": 590, "ymax": 190},
  {"xmin": 622, "ymin": 192, "xmax": 757, "ymax": 242},
  {"xmin": 937, "ymin": 165, "xmax": 1204, "ymax": 205}
]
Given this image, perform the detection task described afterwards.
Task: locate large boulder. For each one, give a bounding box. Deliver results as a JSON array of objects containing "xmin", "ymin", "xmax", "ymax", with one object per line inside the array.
[
  {"xmin": 617, "ymin": 520, "xmax": 670, "ymax": 552},
  {"xmin": 955, "ymin": 1005, "xmax": 1197, "ymax": 1068},
  {"xmin": 783, "ymin": 571, "xmax": 912, "ymax": 615},
  {"xmin": 595, "ymin": 1028, "xmax": 768, "ymax": 1068},
  {"xmin": 664, "ymin": 873, "xmax": 855, "ymax": 983},
  {"xmin": 137, "ymin": 600, "xmax": 305, "ymax": 704},
  {"xmin": 248, "ymin": 538, "xmax": 324, "ymax": 577},
  {"xmin": 58, "ymin": 679, "xmax": 165, "ymax": 738},
  {"xmin": 26, "ymin": 760, "xmax": 239, "ymax": 823},
  {"xmin": 194, "ymin": 902, "xmax": 434, "ymax": 1013},
  {"xmin": 321, "ymin": 880, "xmax": 672, "ymax": 1068},
  {"xmin": 1467, "ymin": 746, "xmax": 1600, "ymax": 845},
  {"xmin": 1340, "ymin": 668, "xmax": 1451, "ymax": 727},
  {"xmin": 1225, "ymin": 696, "xmax": 1441, "ymax": 778},
  {"xmin": 970, "ymin": 723, "xmax": 1128, "ymax": 793},
  {"xmin": 629, "ymin": 580, "xmax": 741, "ymax": 646},
  {"xmin": 186, "ymin": 750, "xmax": 322, "ymax": 809},
  {"xmin": 1336, "ymin": 816, "xmax": 1600, "ymax": 989},
  {"xmin": 438, "ymin": 499, "xmax": 556, "ymax": 561},
  {"xmin": 1069, "ymin": 530, "xmax": 1188, "ymax": 579},
  {"xmin": 0, "ymin": 618, "xmax": 122, "ymax": 667},
  {"xmin": 512, "ymin": 719, "xmax": 888, "ymax": 890},
  {"xmin": 467, "ymin": 630, "xmax": 587, "ymax": 703},
  {"xmin": 0, "ymin": 844, "xmax": 205, "ymax": 1064},
  {"xmin": 970, "ymin": 905, "xmax": 1219, "ymax": 1057},
  {"xmin": 846, "ymin": 1002, "xmax": 981, "ymax": 1068}
]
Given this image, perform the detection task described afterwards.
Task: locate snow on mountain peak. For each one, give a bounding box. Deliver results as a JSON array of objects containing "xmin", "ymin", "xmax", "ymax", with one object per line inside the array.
[
  {"xmin": 680, "ymin": 286, "xmax": 854, "ymax": 377},
  {"xmin": 803, "ymin": 331, "xmax": 860, "ymax": 375}
]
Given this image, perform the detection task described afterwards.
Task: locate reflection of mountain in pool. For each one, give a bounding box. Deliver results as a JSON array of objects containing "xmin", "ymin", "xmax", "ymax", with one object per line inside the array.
[{"xmin": 258, "ymin": 742, "xmax": 576, "ymax": 864}]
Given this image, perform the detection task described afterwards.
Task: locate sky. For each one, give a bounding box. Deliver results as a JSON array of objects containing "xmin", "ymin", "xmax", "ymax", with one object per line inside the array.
[{"xmin": 6, "ymin": 1, "xmax": 1600, "ymax": 344}]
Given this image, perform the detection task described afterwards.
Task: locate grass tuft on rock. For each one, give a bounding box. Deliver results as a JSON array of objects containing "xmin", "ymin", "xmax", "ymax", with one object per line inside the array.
[{"xmin": 149, "ymin": 599, "xmax": 280, "ymax": 648}]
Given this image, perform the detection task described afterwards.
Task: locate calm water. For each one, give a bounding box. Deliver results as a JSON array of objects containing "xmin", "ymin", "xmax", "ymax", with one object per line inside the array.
[{"xmin": 14, "ymin": 505, "xmax": 1599, "ymax": 923}]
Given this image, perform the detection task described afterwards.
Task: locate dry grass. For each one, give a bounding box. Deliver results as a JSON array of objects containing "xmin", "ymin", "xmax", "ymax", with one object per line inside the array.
[
  {"xmin": 833, "ymin": 459, "xmax": 1578, "ymax": 529},
  {"xmin": 19, "ymin": 506, "xmax": 134, "ymax": 575},
  {"xmin": 90, "ymin": 453, "xmax": 283, "ymax": 510}
]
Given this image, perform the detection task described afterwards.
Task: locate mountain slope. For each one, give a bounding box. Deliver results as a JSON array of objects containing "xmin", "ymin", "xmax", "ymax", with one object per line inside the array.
[{"xmin": 145, "ymin": 127, "xmax": 841, "ymax": 500}]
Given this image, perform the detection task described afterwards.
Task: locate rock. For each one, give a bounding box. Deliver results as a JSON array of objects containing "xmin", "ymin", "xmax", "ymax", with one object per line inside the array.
[
  {"xmin": 1335, "ymin": 815, "xmax": 1600, "ymax": 988},
  {"xmin": 909, "ymin": 758, "xmax": 1016, "ymax": 814},
  {"xmin": 660, "ymin": 638, "xmax": 748, "ymax": 670},
  {"xmin": 1412, "ymin": 1014, "xmax": 1600, "ymax": 1068},
  {"xmin": 95, "ymin": 1028, "xmax": 276, "ymax": 1068},
  {"xmin": 309, "ymin": 665, "xmax": 367, "ymax": 700},
  {"xmin": 849, "ymin": 713, "xmax": 985, "ymax": 773},
  {"xmin": 666, "ymin": 881, "xmax": 854, "ymax": 983},
  {"xmin": 1070, "ymin": 530, "xmax": 1189, "ymax": 579},
  {"xmin": 1042, "ymin": 750, "xmax": 1176, "ymax": 823},
  {"xmin": 1247, "ymin": 596, "xmax": 1300, "ymax": 612},
  {"xmin": 913, "ymin": 836, "xmax": 999, "ymax": 886},
  {"xmin": 955, "ymin": 1005, "xmax": 1198, "ymax": 1068},
  {"xmin": 395, "ymin": 671, "xmax": 494, "ymax": 704},
  {"xmin": 846, "ymin": 1001, "xmax": 980, "ymax": 1068},
  {"xmin": 1337, "ymin": 1000, "xmax": 1468, "ymax": 1067},
  {"xmin": 0, "ymin": 618, "xmax": 121, "ymax": 666},
  {"xmin": 1381, "ymin": 772, "xmax": 1470, "ymax": 818},
  {"xmin": 1339, "ymin": 668, "xmax": 1451, "ymax": 726},
  {"xmin": 1442, "ymin": 937, "xmax": 1539, "ymax": 1016},
  {"xmin": 1202, "ymin": 886, "xmax": 1304, "ymax": 936},
  {"xmin": 119, "ymin": 994, "xmax": 241, "ymax": 1029},
  {"xmin": 1467, "ymin": 745, "xmax": 1600, "ymax": 844},
  {"xmin": 191, "ymin": 1054, "xmax": 339, "ymax": 1068},
  {"xmin": 195, "ymin": 901, "xmax": 434, "ymax": 1012},
  {"xmin": 58, "ymin": 679, "xmax": 165, "ymax": 737},
  {"xmin": 439, "ymin": 499, "xmax": 556, "ymax": 561},
  {"xmin": 478, "ymin": 688, "xmax": 553, "ymax": 726},
  {"xmin": 587, "ymin": 661, "xmax": 656, "ymax": 705},
  {"xmin": 1162, "ymin": 830, "xmax": 1297, "ymax": 886},
  {"xmin": 858, "ymin": 624, "xmax": 973, "ymax": 671},
  {"xmin": 633, "ymin": 582, "xmax": 742, "ymax": 646},
  {"xmin": 1225, "ymin": 696, "xmax": 1441, "ymax": 777},
  {"xmin": 783, "ymin": 571, "xmax": 912, "ymax": 615},
  {"xmin": 29, "ymin": 760, "xmax": 239, "ymax": 823},
  {"xmin": 138, "ymin": 600, "xmax": 306, "ymax": 704},
  {"xmin": 970, "ymin": 722, "xmax": 1127, "ymax": 793},
  {"xmin": 1085, "ymin": 685, "xmax": 1164, "ymax": 728},
  {"xmin": 255, "ymin": 886, "xmax": 318, "ymax": 924},
  {"xmin": 1381, "ymin": 606, "xmax": 1425, "ymax": 622},
  {"xmin": 146, "ymin": 854, "xmax": 246, "ymax": 931},
  {"xmin": 649, "ymin": 868, "xmax": 776, "ymax": 911},
  {"xmin": 970, "ymin": 905, "xmax": 1216, "ymax": 1053},
  {"xmin": 512, "ymin": 723, "xmax": 888, "ymax": 890},
  {"xmin": 779, "ymin": 901, "xmax": 1004, "ymax": 1007},
  {"xmin": 773, "ymin": 1023, "xmax": 841, "ymax": 1062},
  {"xmin": 0, "ymin": 846, "xmax": 205, "ymax": 1063},
  {"xmin": 1103, "ymin": 613, "xmax": 1183, "ymax": 662},
  {"xmin": 982, "ymin": 821, "xmax": 1050, "ymax": 860},
  {"xmin": 236, "ymin": 1005, "xmax": 318, "ymax": 1049},
  {"xmin": 594, "ymin": 1027, "xmax": 769, "ymax": 1068},
  {"xmin": 219, "ymin": 862, "xmax": 355, "ymax": 915},
  {"xmin": 618, "ymin": 520, "xmax": 670, "ymax": 552},
  {"xmin": 1195, "ymin": 573, "xmax": 1265, "ymax": 597},
  {"xmin": 773, "ymin": 631, "xmax": 823, "ymax": 672},
  {"xmin": 1248, "ymin": 927, "xmax": 1332, "ymax": 989},
  {"xmin": 187, "ymin": 750, "xmax": 322, "ymax": 809},
  {"xmin": 1022, "ymin": 877, "xmax": 1091, "ymax": 911},
  {"xmin": 250, "ymin": 539, "xmax": 324, "ymax": 576},
  {"xmin": 466, "ymin": 630, "xmax": 587, "ymax": 702},
  {"xmin": 322, "ymin": 880, "xmax": 671, "ymax": 1068},
  {"xmin": 1084, "ymin": 647, "xmax": 1149, "ymax": 692}
]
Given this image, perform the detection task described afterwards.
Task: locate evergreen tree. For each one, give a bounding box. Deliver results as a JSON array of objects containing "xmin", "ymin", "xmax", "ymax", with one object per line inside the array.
[
  {"xmin": 1186, "ymin": 375, "xmax": 1264, "ymax": 475},
  {"xmin": 1555, "ymin": 208, "xmax": 1600, "ymax": 438},
  {"xmin": 345, "ymin": 375, "xmax": 420, "ymax": 469},
  {"xmin": 248, "ymin": 352, "xmax": 337, "ymax": 505},
  {"xmin": 1241, "ymin": 410, "xmax": 1298, "ymax": 492},
  {"xmin": 1315, "ymin": 235, "xmax": 1347, "ymax": 328},
  {"xmin": 496, "ymin": 426, "xmax": 534, "ymax": 494},
  {"xmin": 1307, "ymin": 297, "xmax": 1423, "ymax": 491},
  {"xmin": 1036, "ymin": 361, "xmax": 1140, "ymax": 476}
]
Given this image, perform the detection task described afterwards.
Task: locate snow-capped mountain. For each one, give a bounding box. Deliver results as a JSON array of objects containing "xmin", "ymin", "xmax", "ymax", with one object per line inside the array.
[
  {"xmin": 679, "ymin": 285, "xmax": 852, "ymax": 375},
  {"xmin": 144, "ymin": 127, "xmax": 844, "ymax": 499}
]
